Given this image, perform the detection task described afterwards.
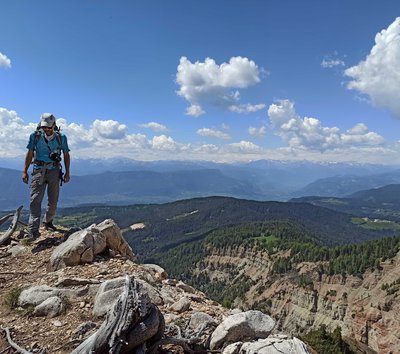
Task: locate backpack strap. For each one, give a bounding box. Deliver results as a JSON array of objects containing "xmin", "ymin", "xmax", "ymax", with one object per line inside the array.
[
  {"xmin": 33, "ymin": 130, "xmax": 42, "ymax": 155},
  {"xmin": 54, "ymin": 131, "xmax": 62, "ymax": 152}
]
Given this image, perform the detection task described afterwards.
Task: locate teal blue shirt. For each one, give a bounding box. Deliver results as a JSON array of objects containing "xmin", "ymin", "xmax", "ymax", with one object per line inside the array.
[{"xmin": 27, "ymin": 131, "xmax": 70, "ymax": 170}]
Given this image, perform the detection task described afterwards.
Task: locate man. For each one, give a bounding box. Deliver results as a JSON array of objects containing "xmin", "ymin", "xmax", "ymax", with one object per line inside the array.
[{"xmin": 22, "ymin": 113, "xmax": 70, "ymax": 239}]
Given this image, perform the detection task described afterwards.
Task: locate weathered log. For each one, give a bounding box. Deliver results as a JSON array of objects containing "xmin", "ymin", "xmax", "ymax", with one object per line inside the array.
[
  {"xmin": 1, "ymin": 327, "xmax": 33, "ymax": 354},
  {"xmin": 72, "ymin": 276, "xmax": 163, "ymax": 354},
  {"xmin": 0, "ymin": 206, "xmax": 23, "ymax": 246}
]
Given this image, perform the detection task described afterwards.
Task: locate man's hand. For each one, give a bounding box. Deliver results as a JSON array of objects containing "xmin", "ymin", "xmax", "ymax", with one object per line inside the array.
[
  {"xmin": 64, "ymin": 173, "xmax": 70, "ymax": 183},
  {"xmin": 22, "ymin": 172, "xmax": 29, "ymax": 184}
]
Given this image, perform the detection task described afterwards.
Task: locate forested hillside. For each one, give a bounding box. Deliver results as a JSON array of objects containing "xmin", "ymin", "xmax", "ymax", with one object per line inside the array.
[
  {"xmin": 159, "ymin": 220, "xmax": 400, "ymax": 300},
  {"xmin": 55, "ymin": 196, "xmax": 397, "ymax": 263}
]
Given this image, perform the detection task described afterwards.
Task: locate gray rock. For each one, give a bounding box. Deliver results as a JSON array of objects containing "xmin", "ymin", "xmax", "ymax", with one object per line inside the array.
[
  {"xmin": 176, "ymin": 281, "xmax": 196, "ymax": 294},
  {"xmin": 170, "ymin": 296, "xmax": 191, "ymax": 313},
  {"xmin": 159, "ymin": 287, "xmax": 177, "ymax": 305},
  {"xmin": 142, "ymin": 264, "xmax": 168, "ymax": 281},
  {"xmin": 18, "ymin": 285, "xmax": 59, "ymax": 307},
  {"xmin": 9, "ymin": 245, "xmax": 28, "ymax": 257},
  {"xmin": 239, "ymin": 336, "xmax": 310, "ymax": 354},
  {"xmin": 93, "ymin": 276, "xmax": 163, "ymax": 317},
  {"xmin": 189, "ymin": 312, "xmax": 217, "ymax": 333},
  {"xmin": 18, "ymin": 285, "xmax": 88, "ymax": 307},
  {"xmin": 222, "ymin": 342, "xmax": 243, "ymax": 354},
  {"xmin": 49, "ymin": 219, "xmax": 135, "ymax": 271},
  {"xmin": 93, "ymin": 277, "xmax": 125, "ymax": 317},
  {"xmin": 210, "ymin": 310, "xmax": 275, "ymax": 350},
  {"xmin": 139, "ymin": 279, "xmax": 164, "ymax": 306},
  {"xmin": 32, "ymin": 296, "xmax": 65, "ymax": 318}
]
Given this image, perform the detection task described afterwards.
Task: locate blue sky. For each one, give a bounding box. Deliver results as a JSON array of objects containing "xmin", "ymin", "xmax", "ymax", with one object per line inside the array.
[{"xmin": 1, "ymin": 1, "xmax": 400, "ymax": 164}]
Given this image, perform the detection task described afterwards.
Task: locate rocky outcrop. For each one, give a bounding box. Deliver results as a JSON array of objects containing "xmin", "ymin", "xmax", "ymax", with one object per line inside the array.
[
  {"xmin": 0, "ymin": 220, "xmax": 311, "ymax": 354},
  {"xmin": 49, "ymin": 219, "xmax": 135, "ymax": 271},
  {"xmin": 210, "ymin": 310, "xmax": 275, "ymax": 349}
]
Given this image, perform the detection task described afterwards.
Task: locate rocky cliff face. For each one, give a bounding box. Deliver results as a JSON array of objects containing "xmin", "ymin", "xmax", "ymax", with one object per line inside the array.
[{"xmin": 196, "ymin": 245, "xmax": 400, "ymax": 353}]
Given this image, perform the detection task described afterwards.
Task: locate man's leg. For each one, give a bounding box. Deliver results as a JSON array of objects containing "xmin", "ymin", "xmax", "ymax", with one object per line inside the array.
[
  {"xmin": 28, "ymin": 169, "xmax": 46, "ymax": 236},
  {"xmin": 44, "ymin": 168, "xmax": 60, "ymax": 224}
]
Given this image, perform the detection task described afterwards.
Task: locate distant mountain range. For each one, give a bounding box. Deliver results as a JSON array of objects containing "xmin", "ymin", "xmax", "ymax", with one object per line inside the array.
[
  {"xmin": 1, "ymin": 159, "xmax": 399, "ymax": 211},
  {"xmin": 292, "ymin": 170, "xmax": 400, "ymax": 197}
]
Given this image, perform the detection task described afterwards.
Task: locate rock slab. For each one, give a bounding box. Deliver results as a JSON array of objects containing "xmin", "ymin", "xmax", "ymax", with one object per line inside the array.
[{"xmin": 210, "ymin": 310, "xmax": 275, "ymax": 349}]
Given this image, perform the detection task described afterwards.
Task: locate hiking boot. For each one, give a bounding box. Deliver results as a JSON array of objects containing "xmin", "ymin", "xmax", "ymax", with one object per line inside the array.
[{"xmin": 43, "ymin": 221, "xmax": 57, "ymax": 231}]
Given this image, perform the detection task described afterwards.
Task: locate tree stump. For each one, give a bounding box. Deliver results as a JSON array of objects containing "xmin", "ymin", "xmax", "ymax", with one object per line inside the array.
[{"xmin": 72, "ymin": 276, "xmax": 164, "ymax": 354}]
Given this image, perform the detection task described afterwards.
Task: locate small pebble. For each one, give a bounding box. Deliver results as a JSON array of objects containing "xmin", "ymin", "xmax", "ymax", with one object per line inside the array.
[{"xmin": 52, "ymin": 320, "xmax": 63, "ymax": 327}]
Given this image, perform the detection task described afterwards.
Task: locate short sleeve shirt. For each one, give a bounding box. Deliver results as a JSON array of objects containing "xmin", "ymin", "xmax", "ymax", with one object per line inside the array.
[{"xmin": 27, "ymin": 132, "xmax": 70, "ymax": 170}]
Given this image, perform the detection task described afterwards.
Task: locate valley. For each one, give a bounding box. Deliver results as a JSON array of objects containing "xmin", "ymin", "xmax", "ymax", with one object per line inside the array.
[
  {"xmin": 48, "ymin": 186, "xmax": 400, "ymax": 353},
  {"xmin": 2, "ymin": 162, "xmax": 400, "ymax": 353}
]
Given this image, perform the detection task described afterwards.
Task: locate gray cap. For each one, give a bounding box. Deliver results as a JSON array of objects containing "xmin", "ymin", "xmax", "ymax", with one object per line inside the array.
[{"xmin": 40, "ymin": 113, "xmax": 56, "ymax": 127}]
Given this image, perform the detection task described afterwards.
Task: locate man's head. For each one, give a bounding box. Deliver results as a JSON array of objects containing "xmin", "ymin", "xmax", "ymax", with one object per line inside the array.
[
  {"xmin": 40, "ymin": 113, "xmax": 56, "ymax": 135},
  {"xmin": 40, "ymin": 113, "xmax": 56, "ymax": 127}
]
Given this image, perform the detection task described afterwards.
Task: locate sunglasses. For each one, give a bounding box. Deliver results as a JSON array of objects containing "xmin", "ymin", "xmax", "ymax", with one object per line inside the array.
[{"xmin": 41, "ymin": 126, "xmax": 54, "ymax": 130}]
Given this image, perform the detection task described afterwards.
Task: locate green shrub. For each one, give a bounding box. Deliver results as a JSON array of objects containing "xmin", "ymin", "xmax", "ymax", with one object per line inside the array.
[{"xmin": 4, "ymin": 287, "xmax": 23, "ymax": 309}]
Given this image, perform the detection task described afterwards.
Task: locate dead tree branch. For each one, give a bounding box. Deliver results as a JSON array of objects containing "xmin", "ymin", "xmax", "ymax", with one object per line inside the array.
[
  {"xmin": 1, "ymin": 327, "xmax": 33, "ymax": 354},
  {"xmin": 0, "ymin": 206, "xmax": 23, "ymax": 246}
]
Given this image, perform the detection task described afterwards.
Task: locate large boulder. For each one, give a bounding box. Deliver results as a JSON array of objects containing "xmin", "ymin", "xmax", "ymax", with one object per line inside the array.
[
  {"xmin": 49, "ymin": 219, "xmax": 135, "ymax": 271},
  {"xmin": 93, "ymin": 276, "xmax": 163, "ymax": 317},
  {"xmin": 210, "ymin": 310, "xmax": 275, "ymax": 350}
]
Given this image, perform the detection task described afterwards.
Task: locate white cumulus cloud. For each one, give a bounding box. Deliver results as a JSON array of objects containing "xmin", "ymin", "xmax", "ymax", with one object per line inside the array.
[
  {"xmin": 345, "ymin": 17, "xmax": 400, "ymax": 118},
  {"xmin": 268, "ymin": 100, "xmax": 385, "ymax": 151},
  {"xmin": 248, "ymin": 126, "xmax": 267, "ymax": 137},
  {"xmin": 185, "ymin": 105, "xmax": 205, "ymax": 117},
  {"xmin": 151, "ymin": 135, "xmax": 179, "ymax": 151},
  {"xmin": 2, "ymin": 106, "xmax": 399, "ymax": 164},
  {"xmin": 176, "ymin": 56, "xmax": 265, "ymax": 116},
  {"xmin": 139, "ymin": 122, "xmax": 168, "ymax": 132},
  {"xmin": 0, "ymin": 108, "xmax": 35, "ymax": 157},
  {"xmin": 227, "ymin": 140, "xmax": 261, "ymax": 153},
  {"xmin": 197, "ymin": 128, "xmax": 231, "ymax": 140},
  {"xmin": 0, "ymin": 52, "xmax": 11, "ymax": 68},
  {"xmin": 92, "ymin": 119, "xmax": 128, "ymax": 139}
]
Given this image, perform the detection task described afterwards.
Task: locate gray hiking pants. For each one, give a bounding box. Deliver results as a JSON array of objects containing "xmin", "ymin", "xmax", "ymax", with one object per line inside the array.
[{"xmin": 28, "ymin": 168, "xmax": 60, "ymax": 234}]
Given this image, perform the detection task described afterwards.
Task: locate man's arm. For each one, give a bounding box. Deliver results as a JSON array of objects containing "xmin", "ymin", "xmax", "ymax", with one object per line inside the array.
[
  {"xmin": 22, "ymin": 150, "xmax": 34, "ymax": 183},
  {"xmin": 63, "ymin": 151, "xmax": 70, "ymax": 183}
]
